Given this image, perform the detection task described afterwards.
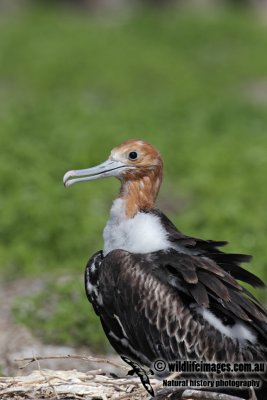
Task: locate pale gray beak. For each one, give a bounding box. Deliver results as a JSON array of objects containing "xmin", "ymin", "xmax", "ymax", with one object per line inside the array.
[{"xmin": 63, "ymin": 159, "xmax": 129, "ymax": 187}]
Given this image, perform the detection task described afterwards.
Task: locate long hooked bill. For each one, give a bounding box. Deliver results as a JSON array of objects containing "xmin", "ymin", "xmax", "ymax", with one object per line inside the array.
[{"xmin": 63, "ymin": 159, "xmax": 129, "ymax": 187}]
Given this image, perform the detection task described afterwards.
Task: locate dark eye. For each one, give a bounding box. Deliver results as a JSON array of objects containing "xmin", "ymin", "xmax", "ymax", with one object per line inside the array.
[{"xmin": 128, "ymin": 151, "xmax": 138, "ymax": 160}]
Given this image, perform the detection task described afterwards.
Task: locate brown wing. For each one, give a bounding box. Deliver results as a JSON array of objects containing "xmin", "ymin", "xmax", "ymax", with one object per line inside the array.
[{"xmin": 91, "ymin": 249, "xmax": 267, "ymax": 366}]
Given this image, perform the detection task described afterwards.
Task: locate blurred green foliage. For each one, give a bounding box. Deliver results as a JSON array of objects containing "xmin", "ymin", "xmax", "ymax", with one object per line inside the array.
[
  {"xmin": 13, "ymin": 279, "xmax": 109, "ymax": 350},
  {"xmin": 1, "ymin": 6, "xmax": 267, "ymax": 347}
]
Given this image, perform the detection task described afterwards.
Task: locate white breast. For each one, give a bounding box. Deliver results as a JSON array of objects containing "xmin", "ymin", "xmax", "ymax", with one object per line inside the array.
[{"xmin": 103, "ymin": 199, "xmax": 171, "ymax": 256}]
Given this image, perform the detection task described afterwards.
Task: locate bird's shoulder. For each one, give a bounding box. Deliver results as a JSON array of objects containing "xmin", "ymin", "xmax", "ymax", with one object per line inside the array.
[{"xmin": 145, "ymin": 208, "xmax": 264, "ymax": 288}]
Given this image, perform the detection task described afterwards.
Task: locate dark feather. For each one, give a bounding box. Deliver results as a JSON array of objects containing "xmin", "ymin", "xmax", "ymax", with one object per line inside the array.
[
  {"xmin": 198, "ymin": 270, "xmax": 231, "ymax": 302},
  {"xmin": 188, "ymin": 282, "xmax": 209, "ymax": 307},
  {"xmin": 149, "ymin": 208, "xmax": 265, "ymax": 289}
]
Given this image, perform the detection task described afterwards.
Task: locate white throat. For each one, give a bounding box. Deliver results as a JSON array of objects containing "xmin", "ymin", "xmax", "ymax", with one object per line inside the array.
[{"xmin": 103, "ymin": 198, "xmax": 171, "ymax": 256}]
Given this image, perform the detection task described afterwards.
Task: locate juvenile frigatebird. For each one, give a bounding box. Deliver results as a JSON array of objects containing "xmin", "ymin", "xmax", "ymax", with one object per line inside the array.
[{"xmin": 64, "ymin": 139, "xmax": 267, "ymax": 399}]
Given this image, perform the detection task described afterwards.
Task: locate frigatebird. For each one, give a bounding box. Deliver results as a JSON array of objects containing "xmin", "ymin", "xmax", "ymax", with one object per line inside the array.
[{"xmin": 64, "ymin": 139, "xmax": 267, "ymax": 399}]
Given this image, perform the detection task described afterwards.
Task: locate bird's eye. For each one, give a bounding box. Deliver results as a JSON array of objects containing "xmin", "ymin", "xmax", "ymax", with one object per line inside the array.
[{"xmin": 128, "ymin": 151, "xmax": 138, "ymax": 160}]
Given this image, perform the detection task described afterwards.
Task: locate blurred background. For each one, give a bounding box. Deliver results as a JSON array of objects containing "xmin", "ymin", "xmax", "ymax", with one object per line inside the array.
[{"xmin": 1, "ymin": 0, "xmax": 267, "ymax": 376}]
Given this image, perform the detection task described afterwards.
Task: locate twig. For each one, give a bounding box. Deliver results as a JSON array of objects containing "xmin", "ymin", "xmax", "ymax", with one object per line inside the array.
[
  {"xmin": 0, "ymin": 370, "xmax": 252, "ymax": 400},
  {"xmin": 15, "ymin": 354, "xmax": 129, "ymax": 371},
  {"xmin": 153, "ymin": 371, "xmax": 181, "ymax": 392},
  {"xmin": 12, "ymin": 355, "xmax": 252, "ymax": 400}
]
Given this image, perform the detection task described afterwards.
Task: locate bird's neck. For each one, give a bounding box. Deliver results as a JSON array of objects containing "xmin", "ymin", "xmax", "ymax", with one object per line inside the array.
[{"xmin": 119, "ymin": 171, "xmax": 162, "ymax": 218}]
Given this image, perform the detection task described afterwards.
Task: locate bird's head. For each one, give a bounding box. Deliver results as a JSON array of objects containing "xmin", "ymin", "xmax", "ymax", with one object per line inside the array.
[{"xmin": 63, "ymin": 139, "xmax": 163, "ymax": 187}]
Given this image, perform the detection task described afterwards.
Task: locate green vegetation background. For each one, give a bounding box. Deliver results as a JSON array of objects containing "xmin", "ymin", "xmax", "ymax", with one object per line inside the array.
[{"xmin": 2, "ymin": 5, "xmax": 267, "ymax": 350}]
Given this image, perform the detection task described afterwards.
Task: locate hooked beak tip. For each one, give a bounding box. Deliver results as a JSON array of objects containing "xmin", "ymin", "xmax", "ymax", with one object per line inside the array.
[
  {"xmin": 63, "ymin": 170, "xmax": 75, "ymax": 187},
  {"xmin": 63, "ymin": 159, "xmax": 130, "ymax": 188}
]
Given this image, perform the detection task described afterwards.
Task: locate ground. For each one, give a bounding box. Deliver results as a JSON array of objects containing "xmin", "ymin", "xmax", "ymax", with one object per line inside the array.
[{"xmin": 0, "ymin": 279, "xmax": 121, "ymax": 377}]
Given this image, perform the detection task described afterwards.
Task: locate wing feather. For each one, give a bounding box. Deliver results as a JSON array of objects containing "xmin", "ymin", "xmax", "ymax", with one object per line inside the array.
[
  {"xmin": 198, "ymin": 270, "xmax": 231, "ymax": 301},
  {"xmin": 90, "ymin": 249, "xmax": 267, "ymax": 371},
  {"xmin": 149, "ymin": 209, "xmax": 265, "ymax": 288},
  {"xmin": 188, "ymin": 282, "xmax": 209, "ymax": 307}
]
